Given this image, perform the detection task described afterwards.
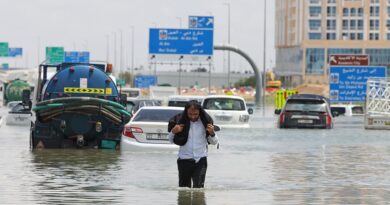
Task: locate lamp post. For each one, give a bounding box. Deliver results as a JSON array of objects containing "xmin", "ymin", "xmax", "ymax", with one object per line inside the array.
[
  {"xmin": 129, "ymin": 26, "xmax": 135, "ymax": 87},
  {"xmin": 223, "ymin": 3, "xmax": 231, "ymax": 88},
  {"xmin": 262, "ymin": 0, "xmax": 267, "ymax": 108}
]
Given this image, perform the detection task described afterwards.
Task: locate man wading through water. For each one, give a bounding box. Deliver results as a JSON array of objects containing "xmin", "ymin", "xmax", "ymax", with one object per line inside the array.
[{"xmin": 168, "ymin": 100, "xmax": 219, "ymax": 188}]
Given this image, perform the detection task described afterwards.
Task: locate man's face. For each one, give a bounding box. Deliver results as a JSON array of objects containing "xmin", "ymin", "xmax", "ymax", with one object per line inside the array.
[{"xmin": 187, "ymin": 106, "xmax": 200, "ymax": 122}]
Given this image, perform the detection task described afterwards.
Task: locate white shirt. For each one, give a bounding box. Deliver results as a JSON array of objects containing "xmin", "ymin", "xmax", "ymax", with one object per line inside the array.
[{"xmin": 168, "ymin": 118, "xmax": 219, "ymax": 162}]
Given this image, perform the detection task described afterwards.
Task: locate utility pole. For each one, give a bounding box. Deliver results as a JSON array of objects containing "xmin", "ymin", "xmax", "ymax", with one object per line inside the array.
[
  {"xmin": 223, "ymin": 3, "xmax": 231, "ymax": 88},
  {"xmin": 262, "ymin": 0, "xmax": 267, "ymax": 109},
  {"xmin": 106, "ymin": 34, "xmax": 110, "ymax": 62},
  {"xmin": 130, "ymin": 26, "xmax": 135, "ymax": 86}
]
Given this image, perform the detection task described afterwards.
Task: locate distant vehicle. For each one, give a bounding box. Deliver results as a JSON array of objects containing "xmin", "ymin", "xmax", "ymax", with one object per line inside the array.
[
  {"xmin": 121, "ymin": 106, "xmax": 184, "ymax": 150},
  {"xmin": 331, "ymin": 104, "xmax": 364, "ymax": 116},
  {"xmin": 2, "ymin": 79, "xmax": 33, "ymax": 106},
  {"xmin": 168, "ymin": 95, "xmax": 205, "ymax": 107},
  {"xmin": 120, "ymin": 87, "xmax": 141, "ymax": 99},
  {"xmin": 277, "ymin": 94, "xmax": 335, "ymax": 129},
  {"xmin": 266, "ymin": 70, "xmax": 281, "ymax": 92},
  {"xmin": 125, "ymin": 98, "xmax": 162, "ymax": 115},
  {"xmin": 6, "ymin": 102, "xmax": 31, "ymax": 126},
  {"xmin": 201, "ymin": 95, "xmax": 250, "ymax": 128}
]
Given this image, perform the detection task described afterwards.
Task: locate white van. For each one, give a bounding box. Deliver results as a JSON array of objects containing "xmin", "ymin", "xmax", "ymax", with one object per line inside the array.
[
  {"xmin": 120, "ymin": 87, "xmax": 141, "ymax": 99},
  {"xmin": 201, "ymin": 95, "xmax": 251, "ymax": 128}
]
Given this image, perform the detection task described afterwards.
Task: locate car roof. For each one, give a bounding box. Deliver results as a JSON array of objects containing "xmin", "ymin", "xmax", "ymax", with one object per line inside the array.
[
  {"xmin": 168, "ymin": 95, "xmax": 205, "ymax": 101},
  {"xmin": 137, "ymin": 106, "xmax": 184, "ymax": 111},
  {"xmin": 288, "ymin": 94, "xmax": 330, "ymax": 103},
  {"xmin": 203, "ymin": 95, "xmax": 245, "ymax": 100}
]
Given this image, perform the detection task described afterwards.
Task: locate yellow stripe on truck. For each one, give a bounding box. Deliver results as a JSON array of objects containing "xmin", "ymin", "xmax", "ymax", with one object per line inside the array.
[{"xmin": 64, "ymin": 87, "xmax": 105, "ymax": 94}]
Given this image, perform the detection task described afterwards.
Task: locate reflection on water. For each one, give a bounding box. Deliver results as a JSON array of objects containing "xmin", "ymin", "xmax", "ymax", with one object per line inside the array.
[
  {"xmin": 29, "ymin": 150, "xmax": 123, "ymax": 204},
  {"xmin": 177, "ymin": 190, "xmax": 206, "ymax": 205},
  {"xmin": 1, "ymin": 108, "xmax": 390, "ymax": 204}
]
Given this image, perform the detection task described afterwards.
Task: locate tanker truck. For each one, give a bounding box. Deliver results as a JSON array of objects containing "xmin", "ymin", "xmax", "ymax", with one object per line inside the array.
[
  {"xmin": 1, "ymin": 79, "xmax": 33, "ymax": 106},
  {"xmin": 25, "ymin": 62, "xmax": 131, "ymax": 149}
]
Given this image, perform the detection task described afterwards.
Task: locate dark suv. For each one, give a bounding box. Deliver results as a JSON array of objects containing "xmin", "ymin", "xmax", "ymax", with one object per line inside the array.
[{"xmin": 277, "ymin": 94, "xmax": 334, "ymax": 129}]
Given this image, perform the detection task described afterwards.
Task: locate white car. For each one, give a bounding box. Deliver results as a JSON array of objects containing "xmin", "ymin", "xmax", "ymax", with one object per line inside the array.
[
  {"xmin": 331, "ymin": 104, "xmax": 364, "ymax": 116},
  {"xmin": 121, "ymin": 106, "xmax": 183, "ymax": 151},
  {"xmin": 6, "ymin": 102, "xmax": 32, "ymax": 126},
  {"xmin": 201, "ymin": 95, "xmax": 250, "ymax": 128},
  {"xmin": 168, "ymin": 95, "xmax": 205, "ymax": 107}
]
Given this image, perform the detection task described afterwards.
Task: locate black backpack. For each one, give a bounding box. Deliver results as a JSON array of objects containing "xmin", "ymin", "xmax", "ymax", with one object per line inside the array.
[{"xmin": 167, "ymin": 113, "xmax": 188, "ymax": 146}]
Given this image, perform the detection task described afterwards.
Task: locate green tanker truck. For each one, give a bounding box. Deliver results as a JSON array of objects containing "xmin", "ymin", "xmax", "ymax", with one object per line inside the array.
[{"xmin": 2, "ymin": 79, "xmax": 33, "ymax": 106}]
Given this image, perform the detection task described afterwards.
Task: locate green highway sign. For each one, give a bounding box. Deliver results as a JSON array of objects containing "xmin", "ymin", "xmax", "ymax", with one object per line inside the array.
[
  {"xmin": 0, "ymin": 42, "xmax": 9, "ymax": 57},
  {"xmin": 46, "ymin": 47, "xmax": 64, "ymax": 64},
  {"xmin": 116, "ymin": 79, "xmax": 125, "ymax": 86}
]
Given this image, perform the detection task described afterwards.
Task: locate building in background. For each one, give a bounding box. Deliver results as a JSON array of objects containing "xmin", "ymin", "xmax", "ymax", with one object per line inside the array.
[{"xmin": 275, "ymin": 0, "xmax": 390, "ymax": 87}]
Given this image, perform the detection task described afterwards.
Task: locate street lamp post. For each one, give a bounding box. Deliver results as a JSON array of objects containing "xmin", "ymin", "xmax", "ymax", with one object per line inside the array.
[
  {"xmin": 262, "ymin": 0, "xmax": 267, "ymax": 108},
  {"xmin": 223, "ymin": 3, "xmax": 231, "ymax": 88},
  {"xmin": 129, "ymin": 26, "xmax": 135, "ymax": 87}
]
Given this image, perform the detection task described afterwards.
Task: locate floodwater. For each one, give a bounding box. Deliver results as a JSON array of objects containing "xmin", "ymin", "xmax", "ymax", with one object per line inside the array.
[{"xmin": 1, "ymin": 108, "xmax": 390, "ymax": 204}]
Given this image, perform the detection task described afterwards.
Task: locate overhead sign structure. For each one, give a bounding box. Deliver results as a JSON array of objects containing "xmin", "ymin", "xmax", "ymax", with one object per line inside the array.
[
  {"xmin": 8, "ymin": 48, "xmax": 23, "ymax": 57},
  {"xmin": 329, "ymin": 54, "xmax": 369, "ymax": 66},
  {"xmin": 149, "ymin": 28, "xmax": 213, "ymax": 61},
  {"xmin": 134, "ymin": 75, "xmax": 157, "ymax": 88},
  {"xmin": 0, "ymin": 42, "xmax": 9, "ymax": 57},
  {"xmin": 1, "ymin": 63, "xmax": 9, "ymax": 70},
  {"xmin": 46, "ymin": 47, "xmax": 65, "ymax": 65},
  {"xmin": 329, "ymin": 66, "xmax": 386, "ymax": 102},
  {"xmin": 64, "ymin": 51, "xmax": 90, "ymax": 63},
  {"xmin": 188, "ymin": 16, "xmax": 214, "ymax": 29}
]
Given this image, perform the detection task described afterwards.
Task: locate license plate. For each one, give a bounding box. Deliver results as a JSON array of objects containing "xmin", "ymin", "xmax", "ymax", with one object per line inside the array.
[
  {"xmin": 215, "ymin": 116, "xmax": 231, "ymax": 121},
  {"xmin": 298, "ymin": 119, "xmax": 313, "ymax": 124},
  {"xmin": 146, "ymin": 133, "xmax": 168, "ymax": 140}
]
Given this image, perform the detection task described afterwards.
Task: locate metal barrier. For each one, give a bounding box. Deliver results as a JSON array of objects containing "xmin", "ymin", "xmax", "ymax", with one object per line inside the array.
[{"xmin": 365, "ymin": 78, "xmax": 390, "ymax": 130}]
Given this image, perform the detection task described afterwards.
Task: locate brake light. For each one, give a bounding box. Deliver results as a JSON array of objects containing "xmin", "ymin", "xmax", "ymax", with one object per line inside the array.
[
  {"xmin": 323, "ymin": 113, "xmax": 332, "ymax": 127},
  {"xmin": 123, "ymin": 125, "xmax": 143, "ymax": 138},
  {"xmin": 279, "ymin": 112, "xmax": 285, "ymax": 125}
]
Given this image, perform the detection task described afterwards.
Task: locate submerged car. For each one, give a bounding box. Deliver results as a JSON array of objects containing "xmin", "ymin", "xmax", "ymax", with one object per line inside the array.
[
  {"xmin": 6, "ymin": 102, "xmax": 31, "ymax": 126},
  {"xmin": 277, "ymin": 94, "xmax": 335, "ymax": 129},
  {"xmin": 121, "ymin": 106, "xmax": 183, "ymax": 150},
  {"xmin": 201, "ymin": 95, "xmax": 251, "ymax": 128}
]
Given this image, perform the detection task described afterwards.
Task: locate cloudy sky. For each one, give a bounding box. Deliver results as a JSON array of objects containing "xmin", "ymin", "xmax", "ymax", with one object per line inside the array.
[{"xmin": 0, "ymin": 0, "xmax": 275, "ymax": 73}]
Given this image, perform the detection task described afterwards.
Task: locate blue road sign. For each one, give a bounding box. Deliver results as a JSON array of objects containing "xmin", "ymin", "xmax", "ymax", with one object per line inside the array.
[
  {"xmin": 134, "ymin": 75, "xmax": 157, "ymax": 88},
  {"xmin": 189, "ymin": 16, "xmax": 214, "ymax": 29},
  {"xmin": 149, "ymin": 28, "xmax": 213, "ymax": 56},
  {"xmin": 64, "ymin": 51, "xmax": 90, "ymax": 63},
  {"xmin": 8, "ymin": 48, "xmax": 22, "ymax": 57},
  {"xmin": 329, "ymin": 66, "xmax": 386, "ymax": 102}
]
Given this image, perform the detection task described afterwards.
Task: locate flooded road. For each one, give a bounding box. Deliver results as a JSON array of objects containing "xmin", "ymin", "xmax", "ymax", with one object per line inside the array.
[{"xmin": 1, "ymin": 108, "xmax": 390, "ymax": 204}]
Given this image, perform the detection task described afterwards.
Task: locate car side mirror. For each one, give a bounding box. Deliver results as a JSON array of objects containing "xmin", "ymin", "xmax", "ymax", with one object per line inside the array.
[
  {"xmin": 332, "ymin": 111, "xmax": 339, "ymax": 117},
  {"xmin": 214, "ymin": 125, "xmax": 221, "ymax": 132},
  {"xmin": 247, "ymin": 108, "xmax": 253, "ymax": 115},
  {"xmin": 22, "ymin": 89, "xmax": 32, "ymax": 110},
  {"xmin": 274, "ymin": 109, "xmax": 281, "ymax": 115}
]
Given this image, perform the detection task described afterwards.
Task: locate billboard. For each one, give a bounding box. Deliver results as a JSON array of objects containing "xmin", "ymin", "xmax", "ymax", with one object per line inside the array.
[
  {"xmin": 0, "ymin": 42, "xmax": 9, "ymax": 57},
  {"xmin": 149, "ymin": 28, "xmax": 213, "ymax": 61},
  {"xmin": 329, "ymin": 55, "xmax": 369, "ymax": 66},
  {"xmin": 46, "ymin": 47, "xmax": 65, "ymax": 64},
  {"xmin": 64, "ymin": 51, "xmax": 90, "ymax": 63},
  {"xmin": 8, "ymin": 48, "xmax": 23, "ymax": 57},
  {"xmin": 134, "ymin": 75, "xmax": 157, "ymax": 88},
  {"xmin": 329, "ymin": 66, "xmax": 386, "ymax": 102}
]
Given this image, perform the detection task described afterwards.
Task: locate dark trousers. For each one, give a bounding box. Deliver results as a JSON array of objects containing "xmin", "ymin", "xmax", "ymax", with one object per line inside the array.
[{"xmin": 177, "ymin": 157, "xmax": 207, "ymax": 188}]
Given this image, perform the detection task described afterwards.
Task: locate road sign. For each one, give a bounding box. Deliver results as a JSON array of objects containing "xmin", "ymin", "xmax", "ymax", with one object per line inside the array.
[
  {"xmin": 46, "ymin": 47, "xmax": 64, "ymax": 64},
  {"xmin": 64, "ymin": 51, "xmax": 90, "ymax": 63},
  {"xmin": 134, "ymin": 75, "xmax": 157, "ymax": 88},
  {"xmin": 0, "ymin": 42, "xmax": 9, "ymax": 57},
  {"xmin": 329, "ymin": 54, "xmax": 369, "ymax": 66},
  {"xmin": 329, "ymin": 66, "xmax": 386, "ymax": 102},
  {"xmin": 116, "ymin": 79, "xmax": 125, "ymax": 86},
  {"xmin": 8, "ymin": 48, "xmax": 23, "ymax": 57},
  {"xmin": 189, "ymin": 16, "xmax": 214, "ymax": 29},
  {"xmin": 149, "ymin": 28, "xmax": 213, "ymax": 61},
  {"xmin": 1, "ymin": 63, "xmax": 9, "ymax": 70}
]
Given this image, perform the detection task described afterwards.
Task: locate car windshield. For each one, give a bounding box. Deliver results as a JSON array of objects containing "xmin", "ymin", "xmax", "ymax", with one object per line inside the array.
[
  {"xmin": 285, "ymin": 99, "xmax": 327, "ymax": 112},
  {"xmin": 352, "ymin": 106, "xmax": 364, "ymax": 114},
  {"xmin": 331, "ymin": 107, "xmax": 346, "ymax": 115},
  {"xmin": 132, "ymin": 109, "xmax": 182, "ymax": 122},
  {"xmin": 203, "ymin": 98, "xmax": 245, "ymax": 111},
  {"xmin": 168, "ymin": 101, "xmax": 189, "ymax": 107}
]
